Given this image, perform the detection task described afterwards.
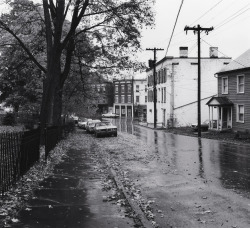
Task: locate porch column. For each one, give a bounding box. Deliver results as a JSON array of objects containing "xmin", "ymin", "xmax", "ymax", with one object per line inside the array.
[
  {"xmin": 119, "ymin": 105, "xmax": 121, "ymax": 117},
  {"xmin": 217, "ymin": 107, "xmax": 219, "ymax": 130},
  {"xmin": 208, "ymin": 106, "xmax": 211, "ymax": 129},
  {"xmin": 211, "ymin": 107, "xmax": 214, "ymax": 129},
  {"xmin": 125, "ymin": 105, "xmax": 127, "ymax": 117},
  {"xmin": 132, "ymin": 105, "xmax": 134, "ymax": 118},
  {"xmin": 231, "ymin": 107, "xmax": 233, "ymax": 127},
  {"xmin": 221, "ymin": 107, "xmax": 223, "ymax": 130}
]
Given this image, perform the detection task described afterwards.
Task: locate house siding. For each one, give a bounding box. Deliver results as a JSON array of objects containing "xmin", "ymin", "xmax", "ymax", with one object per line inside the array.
[{"xmin": 218, "ymin": 70, "xmax": 250, "ymax": 131}]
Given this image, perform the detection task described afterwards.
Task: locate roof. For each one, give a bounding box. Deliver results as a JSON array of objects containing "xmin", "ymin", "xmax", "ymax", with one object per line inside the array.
[
  {"xmin": 206, "ymin": 96, "xmax": 233, "ymax": 106},
  {"xmin": 218, "ymin": 49, "xmax": 250, "ymax": 73}
]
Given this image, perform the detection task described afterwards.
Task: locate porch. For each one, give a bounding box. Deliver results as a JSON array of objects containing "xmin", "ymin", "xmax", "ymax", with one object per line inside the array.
[{"xmin": 206, "ymin": 97, "xmax": 233, "ymax": 131}]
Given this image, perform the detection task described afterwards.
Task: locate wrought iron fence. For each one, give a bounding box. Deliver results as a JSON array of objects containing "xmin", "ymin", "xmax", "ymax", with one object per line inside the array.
[
  {"xmin": 0, "ymin": 122, "xmax": 75, "ymax": 195},
  {"xmin": 0, "ymin": 129, "xmax": 40, "ymax": 195},
  {"xmin": 44, "ymin": 122, "xmax": 75, "ymax": 160}
]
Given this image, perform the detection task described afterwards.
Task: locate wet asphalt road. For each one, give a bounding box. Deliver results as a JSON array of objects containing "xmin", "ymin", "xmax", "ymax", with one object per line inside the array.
[{"xmin": 109, "ymin": 118, "xmax": 250, "ymax": 199}]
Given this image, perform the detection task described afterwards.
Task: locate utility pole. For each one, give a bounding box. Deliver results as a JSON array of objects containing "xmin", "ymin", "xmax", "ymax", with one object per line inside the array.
[
  {"xmin": 146, "ymin": 48, "xmax": 164, "ymax": 129},
  {"xmin": 184, "ymin": 25, "xmax": 213, "ymax": 137}
]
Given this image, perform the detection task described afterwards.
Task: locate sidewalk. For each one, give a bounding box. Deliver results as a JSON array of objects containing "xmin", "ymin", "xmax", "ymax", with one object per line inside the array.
[{"xmin": 7, "ymin": 137, "xmax": 139, "ymax": 228}]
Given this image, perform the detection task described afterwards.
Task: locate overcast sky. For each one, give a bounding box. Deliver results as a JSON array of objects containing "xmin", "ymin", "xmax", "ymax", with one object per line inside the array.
[{"xmin": 138, "ymin": 0, "xmax": 250, "ymax": 65}]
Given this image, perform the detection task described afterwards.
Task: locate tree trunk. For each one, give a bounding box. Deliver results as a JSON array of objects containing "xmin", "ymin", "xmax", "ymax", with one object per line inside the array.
[
  {"xmin": 39, "ymin": 52, "xmax": 61, "ymax": 143},
  {"xmin": 52, "ymin": 81, "xmax": 63, "ymax": 126}
]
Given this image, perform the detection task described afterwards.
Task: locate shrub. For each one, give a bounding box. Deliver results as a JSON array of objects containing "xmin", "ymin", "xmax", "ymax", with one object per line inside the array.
[{"xmin": 2, "ymin": 112, "xmax": 16, "ymax": 126}]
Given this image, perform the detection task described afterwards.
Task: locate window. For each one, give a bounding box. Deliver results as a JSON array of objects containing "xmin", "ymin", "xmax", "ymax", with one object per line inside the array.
[
  {"xmin": 156, "ymin": 88, "xmax": 159, "ymax": 102},
  {"xmin": 145, "ymin": 85, "xmax": 147, "ymax": 92},
  {"xmin": 145, "ymin": 96, "xmax": 147, "ymax": 102},
  {"xmin": 115, "ymin": 95, "xmax": 118, "ymax": 103},
  {"xmin": 127, "ymin": 95, "xmax": 131, "ymax": 103},
  {"xmin": 115, "ymin": 85, "xmax": 118, "ymax": 93},
  {"xmin": 237, "ymin": 104, "xmax": 244, "ymax": 123},
  {"xmin": 164, "ymin": 87, "xmax": 166, "ymax": 103},
  {"xmin": 136, "ymin": 85, "xmax": 139, "ymax": 92},
  {"xmin": 222, "ymin": 77, "xmax": 228, "ymax": 94},
  {"xmin": 161, "ymin": 88, "xmax": 164, "ymax": 103},
  {"xmin": 127, "ymin": 84, "xmax": 131, "ymax": 93},
  {"xmin": 237, "ymin": 75, "xmax": 244, "ymax": 93},
  {"xmin": 121, "ymin": 95, "xmax": 125, "ymax": 103},
  {"xmin": 148, "ymin": 91, "xmax": 151, "ymax": 102},
  {"xmin": 164, "ymin": 68, "xmax": 167, "ymax": 83},
  {"xmin": 136, "ymin": 96, "xmax": 139, "ymax": 103},
  {"xmin": 121, "ymin": 85, "xmax": 125, "ymax": 93}
]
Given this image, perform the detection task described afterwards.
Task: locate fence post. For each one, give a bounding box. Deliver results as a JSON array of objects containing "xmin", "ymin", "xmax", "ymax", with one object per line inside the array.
[{"xmin": 44, "ymin": 123, "xmax": 48, "ymax": 161}]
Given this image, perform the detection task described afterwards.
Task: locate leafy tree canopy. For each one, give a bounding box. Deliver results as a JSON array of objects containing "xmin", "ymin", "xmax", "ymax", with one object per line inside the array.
[{"xmin": 0, "ymin": 0, "xmax": 155, "ymax": 129}]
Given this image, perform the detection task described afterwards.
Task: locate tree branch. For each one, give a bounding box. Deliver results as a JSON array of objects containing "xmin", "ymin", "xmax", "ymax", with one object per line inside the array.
[
  {"xmin": 63, "ymin": 0, "xmax": 72, "ymax": 21},
  {"xmin": 61, "ymin": 0, "xmax": 89, "ymax": 48},
  {"xmin": 61, "ymin": 38, "xmax": 75, "ymax": 86},
  {"xmin": 0, "ymin": 21, "xmax": 46, "ymax": 73},
  {"xmin": 43, "ymin": 0, "xmax": 53, "ymax": 67}
]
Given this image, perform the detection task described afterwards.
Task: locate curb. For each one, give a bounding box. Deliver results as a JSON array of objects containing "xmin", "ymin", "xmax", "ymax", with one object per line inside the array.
[
  {"xmin": 110, "ymin": 168, "xmax": 153, "ymax": 228},
  {"xmin": 134, "ymin": 123, "xmax": 165, "ymax": 131}
]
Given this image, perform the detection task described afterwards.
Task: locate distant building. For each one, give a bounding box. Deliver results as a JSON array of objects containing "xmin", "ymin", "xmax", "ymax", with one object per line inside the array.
[
  {"xmin": 133, "ymin": 78, "xmax": 147, "ymax": 120},
  {"xmin": 206, "ymin": 49, "xmax": 250, "ymax": 132},
  {"xmin": 146, "ymin": 47, "xmax": 231, "ymax": 127},
  {"xmin": 113, "ymin": 79, "xmax": 133, "ymax": 117},
  {"xmin": 91, "ymin": 81, "xmax": 114, "ymax": 114}
]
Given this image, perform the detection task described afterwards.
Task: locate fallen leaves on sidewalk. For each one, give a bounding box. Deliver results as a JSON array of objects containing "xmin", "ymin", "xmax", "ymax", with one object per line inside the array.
[{"xmin": 0, "ymin": 134, "xmax": 75, "ymax": 227}]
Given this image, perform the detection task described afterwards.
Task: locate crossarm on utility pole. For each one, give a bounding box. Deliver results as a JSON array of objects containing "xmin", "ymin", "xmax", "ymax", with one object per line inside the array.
[{"xmin": 184, "ymin": 25, "xmax": 213, "ymax": 137}]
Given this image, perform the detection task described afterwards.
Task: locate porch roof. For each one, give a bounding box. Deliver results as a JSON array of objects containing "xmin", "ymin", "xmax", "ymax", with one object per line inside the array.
[{"xmin": 206, "ymin": 96, "xmax": 233, "ymax": 106}]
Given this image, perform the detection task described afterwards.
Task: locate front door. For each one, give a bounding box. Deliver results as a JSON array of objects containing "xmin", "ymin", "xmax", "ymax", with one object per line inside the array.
[
  {"xmin": 222, "ymin": 107, "xmax": 232, "ymax": 129},
  {"xmin": 127, "ymin": 108, "xmax": 132, "ymax": 117},
  {"xmin": 222, "ymin": 107, "xmax": 228, "ymax": 129}
]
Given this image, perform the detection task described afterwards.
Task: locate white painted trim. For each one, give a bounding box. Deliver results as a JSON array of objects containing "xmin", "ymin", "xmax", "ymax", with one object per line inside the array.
[
  {"xmin": 236, "ymin": 104, "xmax": 245, "ymax": 123},
  {"xmin": 237, "ymin": 74, "xmax": 245, "ymax": 94},
  {"xmin": 221, "ymin": 76, "xmax": 228, "ymax": 94}
]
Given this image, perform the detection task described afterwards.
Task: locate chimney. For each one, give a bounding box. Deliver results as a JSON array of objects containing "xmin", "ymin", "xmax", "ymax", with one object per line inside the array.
[
  {"xmin": 179, "ymin": 47, "xmax": 188, "ymax": 58},
  {"xmin": 210, "ymin": 47, "xmax": 218, "ymax": 58}
]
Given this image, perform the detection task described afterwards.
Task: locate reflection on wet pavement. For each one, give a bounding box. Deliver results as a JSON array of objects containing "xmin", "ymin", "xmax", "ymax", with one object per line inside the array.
[{"xmin": 109, "ymin": 118, "xmax": 250, "ymax": 198}]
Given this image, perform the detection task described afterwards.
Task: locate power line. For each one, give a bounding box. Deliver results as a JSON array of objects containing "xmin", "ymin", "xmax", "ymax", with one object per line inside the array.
[
  {"xmin": 201, "ymin": 38, "xmax": 247, "ymax": 68},
  {"xmin": 190, "ymin": 0, "xmax": 224, "ymax": 26},
  {"xmin": 206, "ymin": 13, "xmax": 249, "ymax": 41},
  {"xmin": 201, "ymin": 0, "xmax": 239, "ymax": 26},
  {"xmin": 165, "ymin": 0, "xmax": 184, "ymax": 57},
  {"xmin": 214, "ymin": 4, "xmax": 250, "ymax": 29}
]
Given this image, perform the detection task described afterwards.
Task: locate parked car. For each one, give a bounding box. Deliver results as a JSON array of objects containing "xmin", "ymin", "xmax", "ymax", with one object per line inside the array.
[
  {"xmin": 191, "ymin": 120, "xmax": 209, "ymax": 132},
  {"xmin": 78, "ymin": 118, "xmax": 92, "ymax": 129},
  {"xmin": 86, "ymin": 120, "xmax": 101, "ymax": 133},
  {"xmin": 101, "ymin": 113, "xmax": 119, "ymax": 118},
  {"xmin": 94, "ymin": 121, "xmax": 117, "ymax": 137}
]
